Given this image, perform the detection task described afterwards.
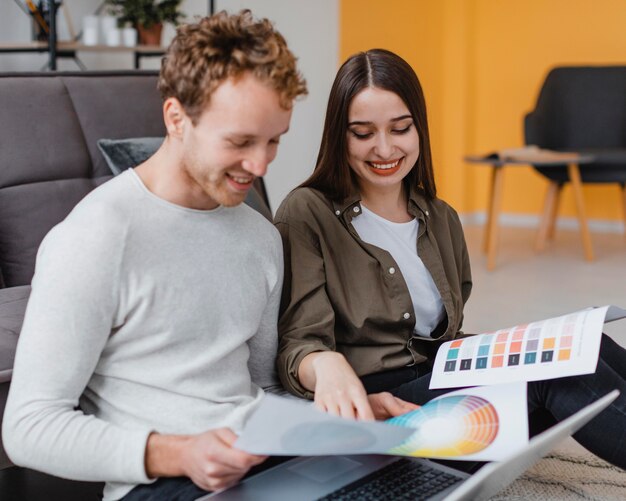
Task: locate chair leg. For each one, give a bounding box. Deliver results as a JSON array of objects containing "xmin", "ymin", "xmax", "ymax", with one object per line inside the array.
[
  {"xmin": 567, "ymin": 163, "xmax": 594, "ymax": 261},
  {"xmin": 621, "ymin": 184, "xmax": 626, "ymax": 238},
  {"xmin": 536, "ymin": 181, "xmax": 560, "ymax": 251},
  {"xmin": 547, "ymin": 184, "xmax": 561, "ymax": 240}
]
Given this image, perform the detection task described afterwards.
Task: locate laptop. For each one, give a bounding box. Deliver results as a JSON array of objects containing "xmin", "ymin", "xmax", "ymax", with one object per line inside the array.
[{"xmin": 200, "ymin": 390, "xmax": 619, "ymax": 501}]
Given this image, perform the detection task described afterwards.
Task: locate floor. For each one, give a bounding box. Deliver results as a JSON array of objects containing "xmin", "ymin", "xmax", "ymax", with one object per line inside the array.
[
  {"xmin": 462, "ymin": 224, "xmax": 626, "ymax": 346},
  {"xmin": 462, "ymin": 223, "xmax": 626, "ymax": 460}
]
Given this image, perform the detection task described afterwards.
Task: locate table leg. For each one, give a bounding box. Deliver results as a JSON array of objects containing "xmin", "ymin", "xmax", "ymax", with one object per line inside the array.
[
  {"xmin": 483, "ymin": 167, "xmax": 497, "ymax": 253},
  {"xmin": 567, "ymin": 163, "xmax": 594, "ymax": 261},
  {"xmin": 486, "ymin": 166, "xmax": 504, "ymax": 270}
]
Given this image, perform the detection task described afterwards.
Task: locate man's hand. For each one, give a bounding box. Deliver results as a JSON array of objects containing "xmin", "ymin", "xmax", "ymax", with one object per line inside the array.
[
  {"xmin": 367, "ymin": 392, "xmax": 419, "ymax": 420},
  {"xmin": 145, "ymin": 428, "xmax": 267, "ymax": 492}
]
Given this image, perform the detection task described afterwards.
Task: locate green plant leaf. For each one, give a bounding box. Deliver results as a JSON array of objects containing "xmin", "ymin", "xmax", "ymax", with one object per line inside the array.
[{"xmin": 104, "ymin": 0, "xmax": 185, "ymax": 28}]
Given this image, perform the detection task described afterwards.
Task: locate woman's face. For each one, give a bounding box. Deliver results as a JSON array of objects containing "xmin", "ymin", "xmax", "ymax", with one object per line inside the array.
[{"xmin": 346, "ymin": 86, "xmax": 419, "ymax": 192}]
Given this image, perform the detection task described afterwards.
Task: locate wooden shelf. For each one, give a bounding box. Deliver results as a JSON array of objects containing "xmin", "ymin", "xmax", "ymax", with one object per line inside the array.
[
  {"xmin": 1, "ymin": 3, "xmax": 166, "ymax": 70},
  {"xmin": 0, "ymin": 40, "xmax": 166, "ymax": 69},
  {"xmin": 0, "ymin": 41, "xmax": 165, "ymax": 53}
]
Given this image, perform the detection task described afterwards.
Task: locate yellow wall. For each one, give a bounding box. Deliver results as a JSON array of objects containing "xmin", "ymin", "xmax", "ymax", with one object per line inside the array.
[{"xmin": 340, "ymin": 0, "xmax": 626, "ymax": 220}]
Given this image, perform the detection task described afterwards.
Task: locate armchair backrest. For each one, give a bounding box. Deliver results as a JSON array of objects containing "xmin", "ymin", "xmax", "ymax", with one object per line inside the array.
[{"xmin": 525, "ymin": 66, "xmax": 626, "ymax": 150}]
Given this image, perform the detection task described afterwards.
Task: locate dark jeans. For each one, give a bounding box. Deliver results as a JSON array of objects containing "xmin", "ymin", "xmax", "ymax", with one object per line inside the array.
[
  {"xmin": 121, "ymin": 456, "xmax": 294, "ymax": 501},
  {"xmin": 122, "ymin": 476, "xmax": 207, "ymax": 501},
  {"xmin": 362, "ymin": 333, "xmax": 626, "ymax": 470}
]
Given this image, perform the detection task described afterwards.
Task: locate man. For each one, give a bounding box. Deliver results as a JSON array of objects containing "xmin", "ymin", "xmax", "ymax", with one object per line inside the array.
[{"xmin": 3, "ymin": 11, "xmax": 305, "ymax": 501}]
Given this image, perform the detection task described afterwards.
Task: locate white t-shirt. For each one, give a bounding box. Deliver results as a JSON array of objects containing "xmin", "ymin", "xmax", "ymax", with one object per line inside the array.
[{"xmin": 352, "ymin": 204, "xmax": 445, "ymax": 337}]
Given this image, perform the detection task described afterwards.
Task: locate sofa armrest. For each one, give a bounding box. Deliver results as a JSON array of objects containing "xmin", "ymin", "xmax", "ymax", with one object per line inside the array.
[
  {"xmin": 0, "ymin": 285, "xmax": 31, "ymax": 469},
  {"xmin": 0, "ymin": 286, "xmax": 30, "ymax": 384}
]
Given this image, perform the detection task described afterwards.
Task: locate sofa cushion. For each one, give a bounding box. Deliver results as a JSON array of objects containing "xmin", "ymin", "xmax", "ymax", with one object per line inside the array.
[
  {"xmin": 97, "ymin": 137, "xmax": 163, "ymax": 175},
  {"xmin": 0, "ymin": 178, "xmax": 110, "ymax": 287},
  {"xmin": 0, "ymin": 78, "xmax": 92, "ymax": 188},
  {"xmin": 0, "ymin": 72, "xmax": 165, "ymax": 288},
  {"xmin": 63, "ymin": 75, "xmax": 166, "ymax": 177},
  {"xmin": 0, "ymin": 285, "xmax": 30, "ymax": 383}
]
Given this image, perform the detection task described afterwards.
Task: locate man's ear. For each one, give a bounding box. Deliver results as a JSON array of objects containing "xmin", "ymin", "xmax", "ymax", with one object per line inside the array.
[{"xmin": 163, "ymin": 97, "xmax": 187, "ymax": 138}]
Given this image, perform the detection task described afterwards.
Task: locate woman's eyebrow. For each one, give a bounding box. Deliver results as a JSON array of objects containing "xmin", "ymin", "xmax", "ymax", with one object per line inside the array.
[{"xmin": 348, "ymin": 114, "xmax": 413, "ymax": 126}]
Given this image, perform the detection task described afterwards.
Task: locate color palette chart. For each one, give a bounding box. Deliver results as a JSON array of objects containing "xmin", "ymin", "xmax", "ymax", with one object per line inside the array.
[
  {"xmin": 444, "ymin": 316, "xmax": 577, "ymax": 373},
  {"xmin": 387, "ymin": 395, "xmax": 499, "ymax": 458},
  {"xmin": 430, "ymin": 306, "xmax": 612, "ymax": 389}
]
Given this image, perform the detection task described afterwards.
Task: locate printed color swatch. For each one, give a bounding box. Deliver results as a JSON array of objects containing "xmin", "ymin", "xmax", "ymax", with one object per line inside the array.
[
  {"xmin": 387, "ymin": 395, "xmax": 499, "ymax": 457},
  {"xmin": 442, "ymin": 316, "xmax": 581, "ymax": 376}
]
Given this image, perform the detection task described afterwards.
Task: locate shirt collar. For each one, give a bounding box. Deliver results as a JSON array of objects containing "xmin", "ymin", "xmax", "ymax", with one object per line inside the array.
[
  {"xmin": 331, "ymin": 183, "xmax": 431, "ymax": 221},
  {"xmin": 331, "ymin": 187, "xmax": 361, "ymax": 219},
  {"xmin": 406, "ymin": 185, "xmax": 431, "ymax": 220}
]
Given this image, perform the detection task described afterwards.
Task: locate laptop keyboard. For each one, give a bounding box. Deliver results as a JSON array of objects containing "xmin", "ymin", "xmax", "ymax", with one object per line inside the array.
[{"xmin": 317, "ymin": 458, "xmax": 463, "ymax": 500}]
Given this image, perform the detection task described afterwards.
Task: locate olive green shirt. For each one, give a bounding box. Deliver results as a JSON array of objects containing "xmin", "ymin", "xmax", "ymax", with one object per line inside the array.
[{"xmin": 275, "ymin": 187, "xmax": 472, "ymax": 399}]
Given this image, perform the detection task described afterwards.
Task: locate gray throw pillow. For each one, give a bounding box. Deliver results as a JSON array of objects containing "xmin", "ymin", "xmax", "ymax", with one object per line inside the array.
[{"xmin": 97, "ymin": 137, "xmax": 163, "ymax": 175}]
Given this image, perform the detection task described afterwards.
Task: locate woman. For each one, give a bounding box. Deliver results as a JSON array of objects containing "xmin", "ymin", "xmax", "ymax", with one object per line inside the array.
[{"xmin": 275, "ymin": 49, "xmax": 626, "ymax": 468}]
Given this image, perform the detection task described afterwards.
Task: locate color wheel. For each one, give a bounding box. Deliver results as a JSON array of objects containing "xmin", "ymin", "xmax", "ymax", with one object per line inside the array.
[{"xmin": 386, "ymin": 395, "xmax": 499, "ymax": 457}]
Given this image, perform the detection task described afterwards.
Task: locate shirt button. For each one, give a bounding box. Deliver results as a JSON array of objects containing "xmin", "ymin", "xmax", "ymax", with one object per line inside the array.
[
  {"xmin": 389, "ymin": 267, "xmax": 396, "ymax": 274},
  {"xmin": 425, "ymin": 211, "xmax": 429, "ymax": 216},
  {"xmin": 335, "ymin": 210, "xmax": 341, "ymax": 216},
  {"xmin": 403, "ymin": 312, "xmax": 410, "ymax": 320},
  {"xmin": 353, "ymin": 206, "xmax": 360, "ymax": 213}
]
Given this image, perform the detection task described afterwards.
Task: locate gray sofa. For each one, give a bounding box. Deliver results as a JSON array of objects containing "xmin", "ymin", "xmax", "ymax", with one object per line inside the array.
[{"xmin": 0, "ymin": 71, "xmax": 271, "ymax": 498}]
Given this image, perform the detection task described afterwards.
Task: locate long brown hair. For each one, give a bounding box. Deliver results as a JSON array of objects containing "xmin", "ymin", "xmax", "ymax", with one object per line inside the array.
[{"xmin": 302, "ymin": 49, "xmax": 436, "ymax": 201}]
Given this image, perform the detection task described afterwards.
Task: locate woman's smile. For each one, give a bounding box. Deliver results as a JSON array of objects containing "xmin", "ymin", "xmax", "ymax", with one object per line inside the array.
[{"xmin": 367, "ymin": 157, "xmax": 404, "ymax": 176}]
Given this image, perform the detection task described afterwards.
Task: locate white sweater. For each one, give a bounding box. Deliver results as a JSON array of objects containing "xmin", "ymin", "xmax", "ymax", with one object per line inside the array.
[{"xmin": 3, "ymin": 170, "xmax": 283, "ymax": 500}]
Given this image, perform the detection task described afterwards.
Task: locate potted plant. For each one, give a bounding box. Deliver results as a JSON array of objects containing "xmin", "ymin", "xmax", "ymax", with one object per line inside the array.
[{"xmin": 105, "ymin": 0, "xmax": 185, "ymax": 46}]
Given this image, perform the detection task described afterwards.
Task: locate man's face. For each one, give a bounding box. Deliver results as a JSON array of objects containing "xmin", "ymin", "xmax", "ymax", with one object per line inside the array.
[{"xmin": 181, "ymin": 73, "xmax": 292, "ymax": 208}]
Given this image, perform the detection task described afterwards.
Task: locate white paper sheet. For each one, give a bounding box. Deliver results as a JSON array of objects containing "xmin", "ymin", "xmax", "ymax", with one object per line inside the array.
[
  {"xmin": 235, "ymin": 394, "xmax": 413, "ymax": 456},
  {"xmin": 235, "ymin": 383, "xmax": 528, "ymax": 461},
  {"xmin": 430, "ymin": 305, "xmax": 626, "ymax": 390}
]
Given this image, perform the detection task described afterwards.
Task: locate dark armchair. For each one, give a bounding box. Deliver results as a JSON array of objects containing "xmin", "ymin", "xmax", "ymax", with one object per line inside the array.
[{"xmin": 524, "ymin": 66, "xmax": 626, "ymax": 259}]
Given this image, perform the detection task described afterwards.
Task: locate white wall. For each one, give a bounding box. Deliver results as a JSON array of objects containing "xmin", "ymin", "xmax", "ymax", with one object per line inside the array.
[
  {"xmin": 0, "ymin": 0, "xmax": 339, "ymax": 210},
  {"xmin": 216, "ymin": 0, "xmax": 339, "ymax": 209}
]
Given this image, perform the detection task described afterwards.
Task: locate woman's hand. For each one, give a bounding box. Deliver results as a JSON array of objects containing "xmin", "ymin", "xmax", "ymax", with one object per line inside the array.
[
  {"xmin": 367, "ymin": 392, "xmax": 419, "ymax": 420},
  {"xmin": 299, "ymin": 351, "xmax": 375, "ymax": 420}
]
